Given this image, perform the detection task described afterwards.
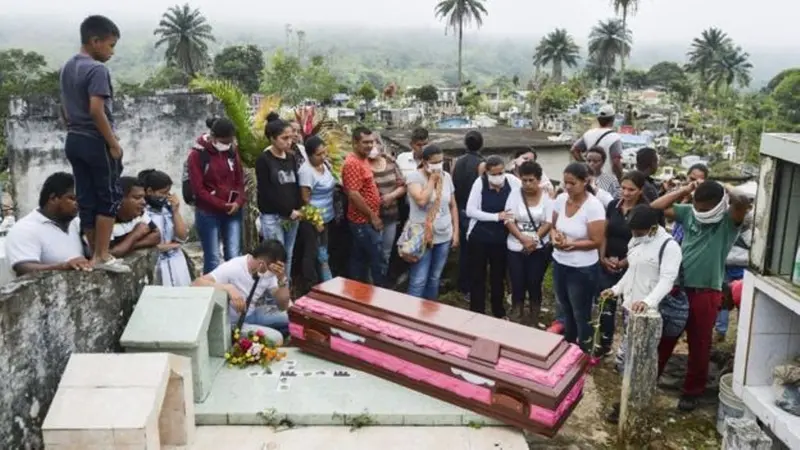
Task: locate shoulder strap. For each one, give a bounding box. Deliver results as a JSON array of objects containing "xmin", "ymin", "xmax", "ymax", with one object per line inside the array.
[
  {"xmin": 234, "ymin": 275, "xmax": 262, "ymax": 333},
  {"xmin": 592, "ymin": 129, "xmax": 615, "ymax": 149},
  {"xmin": 197, "ymin": 149, "xmax": 212, "ymax": 174},
  {"xmin": 520, "ymin": 189, "xmax": 540, "ymax": 232}
]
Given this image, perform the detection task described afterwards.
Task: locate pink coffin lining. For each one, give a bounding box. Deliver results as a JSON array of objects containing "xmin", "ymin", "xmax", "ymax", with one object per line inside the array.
[
  {"xmin": 293, "ymin": 296, "xmax": 583, "ymax": 388},
  {"xmin": 290, "ymin": 324, "xmax": 583, "ymax": 426}
]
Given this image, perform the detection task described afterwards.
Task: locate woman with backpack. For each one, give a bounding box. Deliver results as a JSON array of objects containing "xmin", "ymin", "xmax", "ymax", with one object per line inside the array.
[{"xmin": 186, "ymin": 117, "xmax": 246, "ymax": 274}]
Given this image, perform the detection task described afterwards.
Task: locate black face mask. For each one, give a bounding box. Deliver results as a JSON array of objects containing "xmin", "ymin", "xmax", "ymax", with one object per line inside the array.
[{"xmin": 146, "ymin": 196, "xmax": 168, "ymax": 209}]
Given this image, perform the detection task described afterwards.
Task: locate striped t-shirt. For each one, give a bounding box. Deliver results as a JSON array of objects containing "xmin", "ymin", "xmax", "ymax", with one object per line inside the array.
[{"xmin": 371, "ymin": 156, "xmax": 404, "ymax": 221}]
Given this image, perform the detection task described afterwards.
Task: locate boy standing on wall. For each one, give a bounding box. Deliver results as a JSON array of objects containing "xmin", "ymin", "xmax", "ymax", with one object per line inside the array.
[{"xmin": 60, "ymin": 15, "xmax": 129, "ymax": 272}]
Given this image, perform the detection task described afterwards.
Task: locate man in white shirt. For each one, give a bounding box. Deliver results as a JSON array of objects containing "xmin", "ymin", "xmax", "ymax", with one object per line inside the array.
[
  {"xmin": 396, "ymin": 127, "xmax": 429, "ymax": 179},
  {"xmin": 5, "ymin": 172, "xmax": 91, "ymax": 276},
  {"xmin": 193, "ymin": 239, "xmax": 291, "ymax": 343},
  {"xmin": 570, "ymin": 105, "xmax": 623, "ymax": 181}
]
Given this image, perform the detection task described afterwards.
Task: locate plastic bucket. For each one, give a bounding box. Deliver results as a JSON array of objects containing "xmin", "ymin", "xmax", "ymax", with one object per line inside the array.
[{"xmin": 717, "ymin": 373, "xmax": 745, "ymax": 435}]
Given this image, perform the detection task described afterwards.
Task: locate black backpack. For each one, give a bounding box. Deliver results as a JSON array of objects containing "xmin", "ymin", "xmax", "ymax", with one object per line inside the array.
[{"xmin": 182, "ymin": 148, "xmax": 237, "ymax": 205}]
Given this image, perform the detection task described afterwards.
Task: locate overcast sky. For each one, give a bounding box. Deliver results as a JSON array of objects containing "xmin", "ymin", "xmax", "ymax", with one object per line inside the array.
[{"xmin": 1, "ymin": 0, "xmax": 797, "ymax": 47}]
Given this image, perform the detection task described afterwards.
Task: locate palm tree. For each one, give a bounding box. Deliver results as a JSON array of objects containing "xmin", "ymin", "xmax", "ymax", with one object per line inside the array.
[
  {"xmin": 533, "ymin": 29, "xmax": 580, "ymax": 83},
  {"xmin": 709, "ymin": 45, "xmax": 753, "ymax": 91},
  {"xmin": 434, "ymin": 0, "xmax": 488, "ymax": 91},
  {"xmin": 686, "ymin": 28, "xmax": 733, "ymax": 88},
  {"xmin": 610, "ymin": 0, "xmax": 638, "ymax": 103},
  {"xmin": 153, "ymin": 4, "xmax": 216, "ymax": 76},
  {"xmin": 588, "ymin": 19, "xmax": 631, "ymax": 87}
]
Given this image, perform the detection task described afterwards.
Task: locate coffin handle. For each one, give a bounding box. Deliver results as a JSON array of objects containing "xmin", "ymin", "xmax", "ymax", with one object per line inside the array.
[
  {"xmin": 492, "ymin": 389, "xmax": 528, "ymax": 416},
  {"xmin": 305, "ymin": 328, "xmax": 329, "ymax": 345},
  {"xmin": 451, "ymin": 367, "xmax": 495, "ymax": 387}
]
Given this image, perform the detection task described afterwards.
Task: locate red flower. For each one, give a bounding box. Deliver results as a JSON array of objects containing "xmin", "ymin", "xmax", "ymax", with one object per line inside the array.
[
  {"xmin": 256, "ymin": 329, "xmax": 265, "ymax": 338},
  {"xmin": 239, "ymin": 338, "xmax": 253, "ymax": 351}
]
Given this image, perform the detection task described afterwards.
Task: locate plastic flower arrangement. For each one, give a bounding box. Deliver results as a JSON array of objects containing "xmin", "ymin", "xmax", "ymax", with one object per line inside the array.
[{"xmin": 225, "ymin": 328, "xmax": 286, "ymax": 368}]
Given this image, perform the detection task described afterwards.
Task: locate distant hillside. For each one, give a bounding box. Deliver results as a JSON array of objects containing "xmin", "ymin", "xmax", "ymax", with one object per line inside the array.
[{"xmin": 2, "ymin": 15, "xmax": 798, "ymax": 89}]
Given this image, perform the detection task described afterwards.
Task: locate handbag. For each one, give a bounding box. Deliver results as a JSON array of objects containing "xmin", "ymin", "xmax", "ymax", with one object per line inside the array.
[
  {"xmin": 397, "ymin": 174, "xmax": 443, "ymax": 261},
  {"xmin": 657, "ymin": 238, "xmax": 689, "ymax": 338},
  {"xmin": 233, "ymin": 274, "xmax": 262, "ymax": 338}
]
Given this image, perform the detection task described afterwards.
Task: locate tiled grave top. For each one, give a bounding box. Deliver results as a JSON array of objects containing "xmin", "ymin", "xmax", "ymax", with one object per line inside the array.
[
  {"xmin": 195, "ymin": 348, "xmax": 501, "ymax": 427},
  {"xmin": 121, "ymin": 286, "xmax": 226, "ymax": 349}
]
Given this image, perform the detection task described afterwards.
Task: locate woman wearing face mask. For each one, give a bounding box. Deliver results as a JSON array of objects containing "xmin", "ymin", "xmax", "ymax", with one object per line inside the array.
[
  {"xmin": 466, "ymin": 155, "xmax": 521, "ymax": 318},
  {"xmin": 600, "ymin": 204, "xmax": 682, "ymax": 423},
  {"xmin": 404, "ymin": 145, "xmax": 459, "ymax": 300},
  {"xmin": 368, "ymin": 136, "xmax": 406, "ymax": 270},
  {"xmin": 187, "ymin": 117, "xmax": 246, "ymax": 274},
  {"xmin": 298, "ymin": 135, "xmax": 336, "ymax": 285},
  {"xmin": 138, "ymin": 169, "xmax": 192, "ymax": 286},
  {"xmin": 596, "ymin": 170, "xmax": 648, "ymax": 356},
  {"xmin": 257, "ymin": 119, "xmax": 303, "ymax": 284},
  {"xmin": 193, "ymin": 239, "xmax": 291, "ymax": 344},
  {"xmin": 550, "ymin": 162, "xmax": 606, "ymax": 353},
  {"xmin": 504, "ymin": 161, "xmax": 553, "ymax": 325}
]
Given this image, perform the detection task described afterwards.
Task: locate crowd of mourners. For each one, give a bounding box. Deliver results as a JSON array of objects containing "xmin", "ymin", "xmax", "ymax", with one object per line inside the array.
[{"xmin": 5, "ymin": 14, "xmax": 757, "ymax": 421}]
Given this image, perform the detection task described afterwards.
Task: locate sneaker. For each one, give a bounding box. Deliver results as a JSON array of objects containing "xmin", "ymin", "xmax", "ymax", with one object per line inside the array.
[
  {"xmin": 546, "ymin": 321, "xmax": 564, "ymax": 334},
  {"xmin": 677, "ymin": 395, "xmax": 699, "ymax": 412},
  {"xmin": 95, "ymin": 257, "xmax": 132, "ymax": 273},
  {"xmin": 605, "ymin": 402, "xmax": 620, "ymax": 424}
]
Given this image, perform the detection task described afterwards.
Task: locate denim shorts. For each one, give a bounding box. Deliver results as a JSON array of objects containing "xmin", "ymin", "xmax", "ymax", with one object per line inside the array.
[{"xmin": 64, "ymin": 132, "xmax": 123, "ymax": 229}]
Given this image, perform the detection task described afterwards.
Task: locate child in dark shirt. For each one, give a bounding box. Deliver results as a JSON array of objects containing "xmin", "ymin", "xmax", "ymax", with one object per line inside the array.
[{"xmin": 60, "ymin": 15, "xmax": 128, "ymax": 272}]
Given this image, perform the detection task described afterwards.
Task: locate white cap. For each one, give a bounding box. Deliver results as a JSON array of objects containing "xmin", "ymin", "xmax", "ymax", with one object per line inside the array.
[{"xmin": 598, "ymin": 105, "xmax": 615, "ymax": 118}]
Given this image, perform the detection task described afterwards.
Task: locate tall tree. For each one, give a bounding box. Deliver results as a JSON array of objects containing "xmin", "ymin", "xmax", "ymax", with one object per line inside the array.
[
  {"xmin": 686, "ymin": 27, "xmax": 733, "ymax": 89},
  {"xmin": 213, "ymin": 45, "xmax": 265, "ymax": 94},
  {"xmin": 153, "ymin": 3, "xmax": 216, "ymax": 76},
  {"xmin": 260, "ymin": 49, "xmax": 303, "ymax": 104},
  {"xmin": 588, "ymin": 19, "xmax": 631, "ymax": 87},
  {"xmin": 533, "ymin": 29, "xmax": 580, "ymax": 83},
  {"xmin": 610, "ymin": 0, "xmax": 638, "ymax": 104},
  {"xmin": 709, "ymin": 45, "xmax": 753, "ymax": 91},
  {"xmin": 434, "ymin": 0, "xmax": 488, "ymax": 91}
]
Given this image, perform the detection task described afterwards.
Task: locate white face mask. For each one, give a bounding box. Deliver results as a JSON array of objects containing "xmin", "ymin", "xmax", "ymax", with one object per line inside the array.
[
  {"xmin": 214, "ymin": 142, "xmax": 231, "ymax": 152},
  {"xmin": 488, "ymin": 174, "xmax": 506, "ymax": 186},
  {"xmin": 692, "ymin": 194, "xmax": 728, "ymax": 224},
  {"xmin": 427, "ymin": 162, "xmax": 444, "ymax": 173},
  {"xmin": 367, "ymin": 147, "xmax": 380, "ymax": 159}
]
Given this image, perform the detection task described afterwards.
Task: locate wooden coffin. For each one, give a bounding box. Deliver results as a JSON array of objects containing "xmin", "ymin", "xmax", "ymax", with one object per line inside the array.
[{"xmin": 288, "ymin": 277, "xmax": 588, "ymax": 436}]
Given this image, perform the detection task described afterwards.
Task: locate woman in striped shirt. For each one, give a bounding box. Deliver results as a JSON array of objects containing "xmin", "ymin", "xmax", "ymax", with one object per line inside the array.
[{"xmin": 368, "ymin": 136, "xmax": 407, "ymax": 272}]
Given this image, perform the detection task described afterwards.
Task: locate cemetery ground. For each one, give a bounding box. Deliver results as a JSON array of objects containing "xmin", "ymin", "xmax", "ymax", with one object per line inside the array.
[{"xmin": 185, "ymin": 245, "xmax": 730, "ymax": 449}]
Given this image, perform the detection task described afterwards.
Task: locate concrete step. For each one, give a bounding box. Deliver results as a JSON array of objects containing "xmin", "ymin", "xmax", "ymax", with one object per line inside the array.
[{"xmin": 163, "ymin": 425, "xmax": 528, "ymax": 450}]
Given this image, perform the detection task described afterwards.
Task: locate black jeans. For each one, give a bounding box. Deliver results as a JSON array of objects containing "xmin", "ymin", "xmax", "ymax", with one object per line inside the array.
[
  {"xmin": 64, "ymin": 132, "xmax": 123, "ymax": 229},
  {"xmin": 598, "ymin": 268, "xmax": 624, "ymax": 351},
  {"xmin": 457, "ymin": 210, "xmax": 471, "ymax": 294},
  {"xmin": 507, "ymin": 245, "xmax": 552, "ymax": 322},
  {"xmin": 469, "ymin": 239, "xmax": 508, "ymax": 318}
]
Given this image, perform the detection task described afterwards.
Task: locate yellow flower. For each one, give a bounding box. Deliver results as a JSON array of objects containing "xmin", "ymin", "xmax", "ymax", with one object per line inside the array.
[
  {"xmin": 224, "ymin": 352, "xmax": 231, "ymax": 360},
  {"xmin": 253, "ymin": 335, "xmax": 260, "ymax": 342}
]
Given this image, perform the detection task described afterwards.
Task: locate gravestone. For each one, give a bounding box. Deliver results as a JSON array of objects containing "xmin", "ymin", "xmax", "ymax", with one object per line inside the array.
[{"xmin": 619, "ymin": 310, "xmax": 662, "ymax": 437}]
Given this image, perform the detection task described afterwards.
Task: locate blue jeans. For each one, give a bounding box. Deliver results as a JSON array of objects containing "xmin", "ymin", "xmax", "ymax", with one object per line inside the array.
[
  {"xmin": 230, "ymin": 306, "xmax": 289, "ymax": 337},
  {"xmin": 317, "ymin": 224, "xmax": 333, "ymax": 282},
  {"xmin": 348, "ymin": 222, "xmax": 387, "ymax": 287},
  {"xmin": 552, "ymin": 261, "xmax": 599, "ymax": 352},
  {"xmin": 380, "ymin": 220, "xmax": 399, "ymax": 269},
  {"xmin": 408, "ymin": 241, "xmax": 451, "ymax": 300},
  {"xmin": 195, "ymin": 209, "xmax": 243, "ymax": 274},
  {"xmin": 260, "ymin": 214, "xmax": 300, "ymax": 279}
]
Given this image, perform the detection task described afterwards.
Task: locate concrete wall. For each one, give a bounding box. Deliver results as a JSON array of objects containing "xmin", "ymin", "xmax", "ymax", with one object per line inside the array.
[
  {"xmin": 5, "ymin": 93, "xmax": 223, "ymax": 224},
  {"xmin": 0, "ymin": 251, "xmax": 157, "ymax": 450}
]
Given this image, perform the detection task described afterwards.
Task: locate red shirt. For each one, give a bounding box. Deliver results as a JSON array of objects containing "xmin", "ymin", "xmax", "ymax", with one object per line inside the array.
[
  {"xmin": 342, "ymin": 153, "xmax": 381, "ymax": 224},
  {"xmin": 187, "ymin": 134, "xmax": 246, "ymax": 215}
]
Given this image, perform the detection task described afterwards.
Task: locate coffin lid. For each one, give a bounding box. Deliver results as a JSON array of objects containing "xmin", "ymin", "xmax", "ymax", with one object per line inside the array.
[{"xmin": 309, "ymin": 278, "xmax": 565, "ymax": 364}]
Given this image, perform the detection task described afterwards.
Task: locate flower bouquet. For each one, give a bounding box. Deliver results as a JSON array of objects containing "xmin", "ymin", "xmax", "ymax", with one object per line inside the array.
[
  {"xmin": 300, "ymin": 204, "xmax": 325, "ymax": 229},
  {"xmin": 225, "ymin": 328, "xmax": 286, "ymax": 368}
]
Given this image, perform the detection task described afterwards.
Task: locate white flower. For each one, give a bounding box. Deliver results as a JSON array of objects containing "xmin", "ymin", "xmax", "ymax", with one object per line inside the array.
[{"xmin": 249, "ymin": 343, "xmax": 264, "ymax": 356}]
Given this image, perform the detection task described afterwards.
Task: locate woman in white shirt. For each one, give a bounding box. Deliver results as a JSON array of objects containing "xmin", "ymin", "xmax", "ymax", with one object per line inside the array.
[
  {"xmin": 550, "ymin": 162, "xmax": 606, "ymax": 353},
  {"xmin": 504, "ymin": 161, "xmax": 553, "ymax": 325}
]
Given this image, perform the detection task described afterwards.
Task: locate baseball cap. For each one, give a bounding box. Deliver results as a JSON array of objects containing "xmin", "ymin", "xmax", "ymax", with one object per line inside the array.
[{"xmin": 597, "ymin": 105, "xmax": 615, "ymax": 118}]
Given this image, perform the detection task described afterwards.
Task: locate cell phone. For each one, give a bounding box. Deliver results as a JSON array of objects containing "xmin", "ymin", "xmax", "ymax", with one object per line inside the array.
[{"xmin": 228, "ymin": 191, "xmax": 239, "ymax": 203}]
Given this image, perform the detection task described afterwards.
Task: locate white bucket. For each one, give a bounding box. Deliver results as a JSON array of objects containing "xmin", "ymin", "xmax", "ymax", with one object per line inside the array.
[{"xmin": 717, "ymin": 373, "xmax": 745, "ymax": 435}]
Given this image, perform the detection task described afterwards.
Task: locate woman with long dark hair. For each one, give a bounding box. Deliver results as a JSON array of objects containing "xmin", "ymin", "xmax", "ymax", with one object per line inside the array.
[
  {"xmin": 550, "ymin": 162, "xmax": 606, "ymax": 353},
  {"xmin": 298, "ymin": 135, "xmax": 336, "ymax": 284}
]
